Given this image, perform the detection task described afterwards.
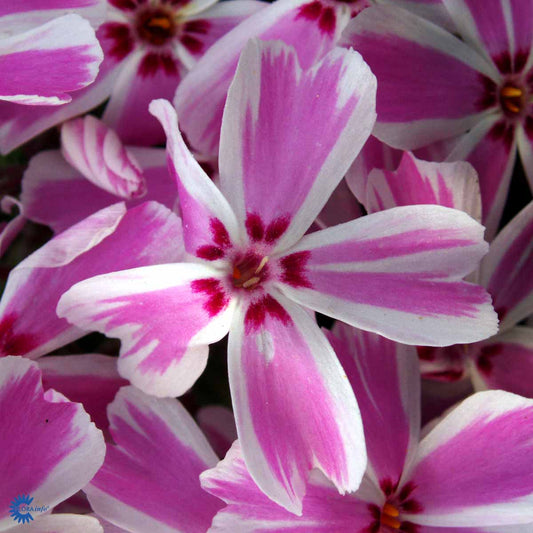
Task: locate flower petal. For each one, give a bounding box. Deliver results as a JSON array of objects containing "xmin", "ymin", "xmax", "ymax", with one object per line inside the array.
[
  {"xmin": 406, "ymin": 390, "xmax": 533, "ymax": 526},
  {"xmin": 277, "ymin": 205, "xmax": 498, "ymax": 346},
  {"xmin": 479, "ymin": 201, "xmax": 533, "ymax": 331},
  {"xmin": 0, "ymin": 196, "xmax": 25, "ymax": 258},
  {"xmin": 0, "ymin": 14, "xmax": 103, "ymax": 105},
  {"xmin": 85, "ymin": 386, "xmax": 223, "ymax": 533},
  {"xmin": 446, "ymin": 115, "xmax": 517, "ymax": 239},
  {"xmin": 57, "ymin": 264, "xmax": 235, "ymax": 397},
  {"xmin": 0, "ymin": 357, "xmax": 104, "ymax": 529},
  {"xmin": 103, "ymin": 51, "xmax": 183, "ymax": 146},
  {"xmin": 149, "ymin": 99, "xmax": 240, "ymax": 260},
  {"xmin": 366, "ymin": 151, "xmax": 481, "ymax": 221},
  {"xmin": 0, "ymin": 0, "xmax": 105, "ymax": 33},
  {"xmin": 228, "ymin": 291, "xmax": 365, "ymax": 514},
  {"xmin": 0, "ymin": 201, "xmax": 183, "ymax": 359},
  {"xmin": 0, "ymin": 53, "xmax": 119, "ymax": 154},
  {"xmin": 220, "ymin": 40, "xmax": 376, "ymax": 250},
  {"xmin": 61, "ymin": 116, "xmax": 146, "ymax": 199},
  {"xmin": 326, "ymin": 323, "xmax": 420, "ymax": 487}
]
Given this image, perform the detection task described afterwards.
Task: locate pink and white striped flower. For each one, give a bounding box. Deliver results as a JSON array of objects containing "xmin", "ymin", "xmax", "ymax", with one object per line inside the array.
[
  {"xmin": 343, "ymin": 0, "xmax": 533, "ymax": 236},
  {"xmin": 202, "ymin": 324, "xmax": 533, "ymax": 530},
  {"xmin": 58, "ymin": 40, "xmax": 497, "ymax": 512},
  {"xmin": 0, "ymin": 356, "xmax": 105, "ymax": 532}
]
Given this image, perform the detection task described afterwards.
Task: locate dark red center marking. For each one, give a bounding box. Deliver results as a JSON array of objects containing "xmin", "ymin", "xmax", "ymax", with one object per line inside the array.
[
  {"xmin": 244, "ymin": 294, "xmax": 291, "ymax": 332},
  {"xmin": 191, "ymin": 278, "xmax": 229, "ymax": 317},
  {"xmin": 136, "ymin": 8, "xmax": 176, "ymax": 46}
]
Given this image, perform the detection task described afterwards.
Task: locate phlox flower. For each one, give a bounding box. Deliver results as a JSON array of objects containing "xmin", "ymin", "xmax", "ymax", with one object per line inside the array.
[
  {"xmin": 0, "ymin": 0, "xmax": 264, "ymax": 153},
  {"xmin": 0, "ymin": 356, "xmax": 105, "ymax": 532},
  {"xmin": 58, "ymin": 40, "xmax": 496, "ymax": 512},
  {"xmin": 202, "ymin": 323, "xmax": 533, "ymax": 531},
  {"xmin": 343, "ymin": 0, "xmax": 533, "ymax": 236}
]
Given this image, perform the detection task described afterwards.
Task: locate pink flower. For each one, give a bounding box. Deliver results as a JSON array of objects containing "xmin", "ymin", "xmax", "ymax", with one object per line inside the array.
[
  {"xmin": 202, "ymin": 323, "xmax": 533, "ymax": 529},
  {"xmin": 58, "ymin": 41, "xmax": 496, "ymax": 512},
  {"xmin": 343, "ymin": 1, "xmax": 533, "ymax": 236}
]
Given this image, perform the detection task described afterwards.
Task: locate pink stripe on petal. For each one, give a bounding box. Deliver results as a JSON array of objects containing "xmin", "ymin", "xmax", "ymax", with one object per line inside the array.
[
  {"xmin": 149, "ymin": 99, "xmax": 240, "ymax": 258},
  {"xmin": 0, "ymin": 357, "xmax": 104, "ymax": 528},
  {"xmin": 447, "ymin": 116, "xmax": 517, "ymax": 239},
  {"xmin": 366, "ymin": 151, "xmax": 481, "ymax": 221},
  {"xmin": 228, "ymin": 293, "xmax": 365, "ymax": 514},
  {"xmin": 57, "ymin": 264, "xmax": 235, "ymax": 397},
  {"xmin": 0, "ymin": 202, "xmax": 183, "ymax": 359},
  {"xmin": 277, "ymin": 205, "xmax": 497, "ymax": 346},
  {"xmin": 327, "ymin": 323, "xmax": 420, "ymax": 487},
  {"xmin": 407, "ymin": 391, "xmax": 533, "ymax": 526},
  {"xmin": 442, "ymin": 0, "xmax": 512, "ymax": 63},
  {"xmin": 61, "ymin": 116, "xmax": 146, "ymax": 199},
  {"xmin": 480, "ymin": 201, "xmax": 533, "ymax": 331},
  {"xmin": 220, "ymin": 40, "xmax": 376, "ymax": 249},
  {"xmin": 86, "ymin": 387, "xmax": 223, "ymax": 532},
  {"xmin": 0, "ymin": 15, "xmax": 103, "ymax": 105},
  {"xmin": 103, "ymin": 51, "xmax": 183, "ymax": 147},
  {"xmin": 0, "ymin": 52, "xmax": 119, "ymax": 155}
]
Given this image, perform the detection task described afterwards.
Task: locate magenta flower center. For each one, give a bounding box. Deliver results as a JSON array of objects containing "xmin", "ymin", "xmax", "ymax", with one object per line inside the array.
[
  {"xmin": 136, "ymin": 8, "xmax": 175, "ymax": 46},
  {"xmin": 231, "ymin": 252, "xmax": 269, "ymax": 290},
  {"xmin": 499, "ymin": 82, "xmax": 525, "ymax": 116}
]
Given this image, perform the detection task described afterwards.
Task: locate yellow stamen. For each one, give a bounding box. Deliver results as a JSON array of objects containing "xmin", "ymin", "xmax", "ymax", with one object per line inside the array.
[
  {"xmin": 242, "ymin": 277, "xmax": 261, "ymax": 289},
  {"xmin": 505, "ymin": 101, "xmax": 521, "ymax": 113},
  {"xmin": 147, "ymin": 16, "xmax": 171, "ymax": 30},
  {"xmin": 381, "ymin": 514, "xmax": 402, "ymax": 529},
  {"xmin": 254, "ymin": 256, "xmax": 269, "ymax": 275},
  {"xmin": 383, "ymin": 503, "xmax": 400, "ymax": 517},
  {"xmin": 500, "ymin": 86, "xmax": 523, "ymax": 98}
]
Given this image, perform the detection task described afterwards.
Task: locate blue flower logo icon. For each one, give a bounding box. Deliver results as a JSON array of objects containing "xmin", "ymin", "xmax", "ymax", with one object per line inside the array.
[{"xmin": 9, "ymin": 494, "xmax": 34, "ymax": 524}]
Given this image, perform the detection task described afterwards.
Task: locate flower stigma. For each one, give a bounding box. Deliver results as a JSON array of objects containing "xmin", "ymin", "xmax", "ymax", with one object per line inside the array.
[{"xmin": 232, "ymin": 254, "xmax": 269, "ymax": 290}]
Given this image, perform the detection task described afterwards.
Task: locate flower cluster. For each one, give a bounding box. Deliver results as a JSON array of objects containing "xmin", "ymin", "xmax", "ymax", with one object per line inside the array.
[{"xmin": 0, "ymin": 1, "xmax": 532, "ymax": 532}]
